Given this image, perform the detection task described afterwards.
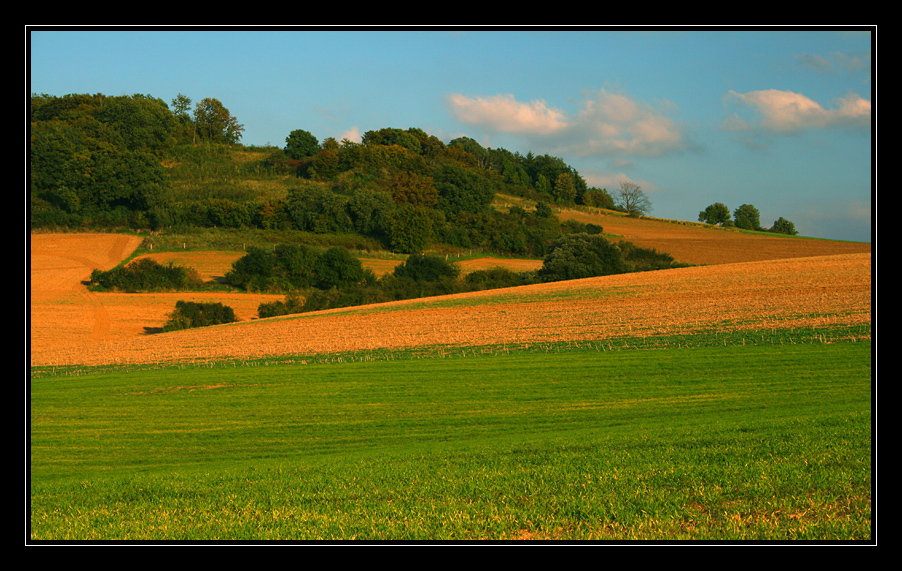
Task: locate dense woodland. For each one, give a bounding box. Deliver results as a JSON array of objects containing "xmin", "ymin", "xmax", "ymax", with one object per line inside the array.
[{"xmin": 29, "ymin": 92, "xmax": 630, "ymax": 258}]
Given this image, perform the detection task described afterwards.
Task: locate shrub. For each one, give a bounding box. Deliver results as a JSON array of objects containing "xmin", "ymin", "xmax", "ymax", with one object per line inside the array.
[
  {"xmin": 90, "ymin": 258, "xmax": 202, "ymax": 292},
  {"xmin": 534, "ymin": 202, "xmax": 553, "ymax": 218},
  {"xmin": 257, "ymin": 293, "xmax": 306, "ymax": 319},
  {"xmin": 538, "ymin": 233, "xmax": 626, "ymax": 283},
  {"xmin": 392, "ymin": 254, "xmax": 460, "ymax": 282},
  {"xmin": 162, "ymin": 300, "xmax": 237, "ymax": 332},
  {"xmin": 315, "ymin": 247, "xmax": 372, "ymax": 290},
  {"xmin": 464, "ymin": 267, "xmax": 538, "ymax": 291},
  {"xmin": 618, "ymin": 241, "xmax": 678, "ymax": 272}
]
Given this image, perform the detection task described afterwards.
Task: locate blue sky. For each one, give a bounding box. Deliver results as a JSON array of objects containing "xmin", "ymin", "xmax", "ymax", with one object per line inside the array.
[{"xmin": 28, "ymin": 27, "xmax": 874, "ymax": 242}]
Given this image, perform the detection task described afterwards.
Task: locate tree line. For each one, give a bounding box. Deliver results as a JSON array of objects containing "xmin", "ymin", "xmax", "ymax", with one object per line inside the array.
[
  {"xmin": 29, "ymin": 92, "xmax": 635, "ymax": 259},
  {"xmin": 244, "ymin": 233, "xmax": 687, "ymax": 318},
  {"xmin": 698, "ymin": 202, "xmax": 798, "ymax": 235}
]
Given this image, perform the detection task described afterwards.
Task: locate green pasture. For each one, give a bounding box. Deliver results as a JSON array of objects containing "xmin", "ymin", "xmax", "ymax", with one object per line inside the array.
[{"xmin": 29, "ymin": 335, "xmax": 872, "ymax": 542}]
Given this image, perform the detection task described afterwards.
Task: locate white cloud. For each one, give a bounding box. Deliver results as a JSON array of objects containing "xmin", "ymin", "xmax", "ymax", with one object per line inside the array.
[
  {"xmin": 445, "ymin": 89, "xmax": 687, "ymax": 158},
  {"xmin": 338, "ymin": 126, "xmax": 362, "ymax": 144},
  {"xmin": 723, "ymin": 89, "xmax": 871, "ymax": 134},
  {"xmin": 444, "ymin": 93, "xmax": 568, "ymax": 135}
]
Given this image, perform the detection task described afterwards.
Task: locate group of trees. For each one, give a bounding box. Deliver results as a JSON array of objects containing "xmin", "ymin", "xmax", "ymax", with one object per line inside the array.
[
  {"xmin": 246, "ymin": 233, "xmax": 685, "ymax": 317},
  {"xmin": 30, "ymin": 92, "xmax": 244, "ymax": 228},
  {"xmin": 30, "ymin": 92, "xmax": 659, "ymax": 260},
  {"xmin": 698, "ymin": 202, "xmax": 798, "ymax": 235},
  {"xmin": 225, "ymin": 243, "xmax": 376, "ymax": 292}
]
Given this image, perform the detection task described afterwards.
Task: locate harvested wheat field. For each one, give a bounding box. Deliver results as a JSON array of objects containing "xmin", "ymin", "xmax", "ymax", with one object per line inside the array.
[
  {"xmin": 30, "ymin": 230, "xmax": 871, "ymax": 368},
  {"xmin": 29, "ymin": 234, "xmax": 284, "ymax": 366},
  {"xmin": 558, "ymin": 209, "xmax": 871, "ymax": 266}
]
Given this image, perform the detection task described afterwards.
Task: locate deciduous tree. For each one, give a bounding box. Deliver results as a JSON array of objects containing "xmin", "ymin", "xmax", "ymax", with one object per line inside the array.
[
  {"xmin": 698, "ymin": 202, "xmax": 731, "ymax": 225},
  {"xmin": 193, "ymin": 98, "xmax": 244, "ymax": 144},
  {"xmin": 538, "ymin": 233, "xmax": 627, "ymax": 282},
  {"xmin": 285, "ymin": 129, "xmax": 320, "ymax": 160},
  {"xmin": 614, "ymin": 181, "xmax": 652, "ymax": 216},
  {"xmin": 769, "ymin": 216, "xmax": 798, "ymax": 235},
  {"xmin": 733, "ymin": 204, "xmax": 761, "ymax": 231}
]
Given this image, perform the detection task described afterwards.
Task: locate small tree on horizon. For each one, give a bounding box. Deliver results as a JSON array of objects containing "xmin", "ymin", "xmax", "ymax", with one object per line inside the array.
[
  {"xmin": 698, "ymin": 202, "xmax": 731, "ymax": 225},
  {"xmin": 614, "ymin": 181, "xmax": 652, "ymax": 216},
  {"xmin": 770, "ymin": 216, "xmax": 799, "ymax": 235},
  {"xmin": 733, "ymin": 204, "xmax": 762, "ymax": 231}
]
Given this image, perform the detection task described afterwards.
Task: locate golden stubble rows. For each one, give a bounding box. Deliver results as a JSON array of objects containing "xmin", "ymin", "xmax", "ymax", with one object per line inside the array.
[{"xmin": 29, "ymin": 231, "xmax": 872, "ymax": 368}]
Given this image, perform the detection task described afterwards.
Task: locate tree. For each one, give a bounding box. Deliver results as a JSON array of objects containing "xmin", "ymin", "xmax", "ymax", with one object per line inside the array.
[
  {"xmin": 698, "ymin": 202, "xmax": 731, "ymax": 225},
  {"xmin": 170, "ymin": 94, "xmax": 192, "ymax": 123},
  {"xmin": 362, "ymin": 128, "xmax": 423, "ymax": 155},
  {"xmin": 274, "ymin": 243, "xmax": 320, "ymax": 288},
  {"xmin": 285, "ymin": 129, "xmax": 320, "ymax": 160},
  {"xmin": 93, "ymin": 94, "xmax": 178, "ymax": 153},
  {"xmin": 614, "ymin": 181, "xmax": 652, "ymax": 215},
  {"xmin": 733, "ymin": 204, "xmax": 761, "ymax": 231},
  {"xmin": 285, "ymin": 185, "xmax": 353, "ymax": 234},
  {"xmin": 582, "ymin": 188, "xmax": 615, "ymax": 209},
  {"xmin": 308, "ymin": 149, "xmax": 341, "ymax": 181},
  {"xmin": 315, "ymin": 247, "xmax": 368, "ymax": 290},
  {"xmin": 347, "ymin": 187, "xmax": 396, "ymax": 240},
  {"xmin": 769, "ymin": 216, "xmax": 798, "ymax": 235},
  {"xmin": 193, "ymin": 98, "xmax": 244, "ymax": 144},
  {"xmin": 538, "ymin": 233, "xmax": 627, "ymax": 283},
  {"xmin": 386, "ymin": 171, "xmax": 438, "ymax": 208},
  {"xmin": 388, "ymin": 203, "xmax": 434, "ymax": 254},
  {"xmin": 553, "ymin": 172, "xmax": 577, "ymax": 203},
  {"xmin": 433, "ymin": 164, "xmax": 496, "ymax": 216}
]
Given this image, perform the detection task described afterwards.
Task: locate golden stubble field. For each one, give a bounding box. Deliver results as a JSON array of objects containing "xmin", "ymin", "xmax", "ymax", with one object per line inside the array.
[
  {"xmin": 29, "ymin": 230, "xmax": 872, "ymax": 369},
  {"xmin": 557, "ymin": 209, "xmax": 871, "ymax": 266}
]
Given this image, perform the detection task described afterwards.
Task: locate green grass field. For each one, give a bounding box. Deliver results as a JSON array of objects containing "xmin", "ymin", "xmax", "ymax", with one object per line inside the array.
[{"xmin": 29, "ymin": 330, "xmax": 872, "ymax": 542}]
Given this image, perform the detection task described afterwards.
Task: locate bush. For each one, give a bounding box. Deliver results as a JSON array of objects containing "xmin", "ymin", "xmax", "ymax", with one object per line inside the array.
[
  {"xmin": 463, "ymin": 267, "xmax": 539, "ymax": 291},
  {"xmin": 392, "ymin": 254, "xmax": 460, "ymax": 282},
  {"xmin": 162, "ymin": 300, "xmax": 237, "ymax": 331},
  {"xmin": 315, "ymin": 247, "xmax": 373, "ymax": 290},
  {"xmin": 618, "ymin": 241, "xmax": 679, "ymax": 272},
  {"xmin": 90, "ymin": 258, "xmax": 202, "ymax": 292},
  {"xmin": 538, "ymin": 233, "xmax": 626, "ymax": 283},
  {"xmin": 582, "ymin": 188, "xmax": 614, "ymax": 209},
  {"xmin": 257, "ymin": 293, "xmax": 306, "ymax": 319}
]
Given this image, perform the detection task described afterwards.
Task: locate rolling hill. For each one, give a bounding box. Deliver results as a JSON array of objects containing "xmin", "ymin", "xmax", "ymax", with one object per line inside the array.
[{"xmin": 29, "ymin": 213, "xmax": 872, "ymax": 369}]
